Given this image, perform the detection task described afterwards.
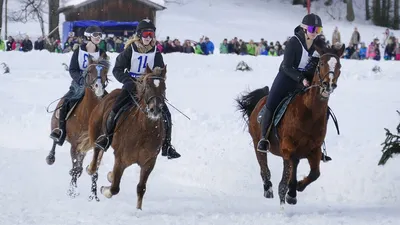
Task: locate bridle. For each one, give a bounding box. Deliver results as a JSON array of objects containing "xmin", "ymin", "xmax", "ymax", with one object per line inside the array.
[
  {"xmin": 304, "ymin": 52, "xmax": 341, "ymax": 97},
  {"xmin": 84, "ymin": 63, "xmax": 109, "ymax": 90},
  {"xmin": 130, "ymin": 75, "xmax": 166, "ymax": 114}
]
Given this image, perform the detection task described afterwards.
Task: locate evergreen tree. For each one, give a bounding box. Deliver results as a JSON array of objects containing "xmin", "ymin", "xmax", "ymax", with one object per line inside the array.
[{"xmin": 378, "ymin": 111, "xmax": 400, "ymax": 166}]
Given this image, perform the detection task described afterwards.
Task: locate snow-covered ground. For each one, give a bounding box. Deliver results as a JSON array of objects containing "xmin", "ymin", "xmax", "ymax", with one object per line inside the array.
[
  {"xmin": 1, "ymin": 0, "xmax": 400, "ymax": 224},
  {"xmin": 0, "ymin": 50, "xmax": 399, "ymax": 225}
]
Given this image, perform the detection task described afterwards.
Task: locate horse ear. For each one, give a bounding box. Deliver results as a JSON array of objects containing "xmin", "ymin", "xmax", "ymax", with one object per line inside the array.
[
  {"xmin": 88, "ymin": 55, "xmax": 94, "ymax": 65},
  {"xmin": 335, "ymin": 43, "xmax": 345, "ymax": 57},
  {"xmin": 145, "ymin": 63, "xmax": 152, "ymax": 74}
]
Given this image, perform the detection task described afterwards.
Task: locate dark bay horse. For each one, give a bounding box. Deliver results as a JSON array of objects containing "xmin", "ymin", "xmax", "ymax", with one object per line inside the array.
[
  {"xmin": 79, "ymin": 65, "xmax": 167, "ymax": 209},
  {"xmin": 236, "ymin": 43, "xmax": 345, "ymax": 206},
  {"xmin": 46, "ymin": 55, "xmax": 110, "ymax": 197}
]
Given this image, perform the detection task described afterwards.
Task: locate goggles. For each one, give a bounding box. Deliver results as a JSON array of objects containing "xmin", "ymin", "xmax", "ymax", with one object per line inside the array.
[
  {"xmin": 141, "ymin": 30, "xmax": 155, "ymax": 38},
  {"xmin": 90, "ymin": 32, "xmax": 102, "ymax": 38},
  {"xmin": 307, "ymin": 26, "xmax": 322, "ymax": 34}
]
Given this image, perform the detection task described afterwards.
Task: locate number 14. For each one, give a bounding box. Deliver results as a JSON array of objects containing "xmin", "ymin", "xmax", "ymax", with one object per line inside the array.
[{"xmin": 137, "ymin": 56, "xmax": 148, "ymax": 72}]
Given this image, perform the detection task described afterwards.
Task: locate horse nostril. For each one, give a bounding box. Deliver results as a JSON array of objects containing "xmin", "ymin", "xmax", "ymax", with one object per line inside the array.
[
  {"xmin": 332, "ymin": 83, "xmax": 337, "ymax": 89},
  {"xmin": 149, "ymin": 107, "xmax": 155, "ymax": 113},
  {"xmin": 322, "ymin": 81, "xmax": 329, "ymax": 87}
]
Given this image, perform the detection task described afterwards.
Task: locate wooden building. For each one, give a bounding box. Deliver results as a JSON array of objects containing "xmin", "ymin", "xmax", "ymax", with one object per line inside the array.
[{"xmin": 58, "ymin": 0, "xmax": 166, "ymax": 24}]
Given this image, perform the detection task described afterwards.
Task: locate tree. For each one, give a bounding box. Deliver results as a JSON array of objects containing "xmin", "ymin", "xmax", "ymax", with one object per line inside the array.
[
  {"xmin": 365, "ymin": 0, "xmax": 370, "ymax": 20},
  {"xmin": 4, "ymin": 0, "xmax": 7, "ymax": 39},
  {"xmin": 292, "ymin": 0, "xmax": 303, "ymax": 5},
  {"xmin": 346, "ymin": 0, "xmax": 355, "ymax": 21},
  {"xmin": 9, "ymin": 0, "xmax": 47, "ymax": 37},
  {"xmin": 0, "ymin": 0, "xmax": 3, "ymax": 37},
  {"xmin": 394, "ymin": 0, "xmax": 399, "ymax": 29},
  {"xmin": 48, "ymin": 0, "xmax": 60, "ymax": 40},
  {"xmin": 378, "ymin": 111, "xmax": 400, "ymax": 166},
  {"xmin": 372, "ymin": 0, "xmax": 382, "ymax": 26}
]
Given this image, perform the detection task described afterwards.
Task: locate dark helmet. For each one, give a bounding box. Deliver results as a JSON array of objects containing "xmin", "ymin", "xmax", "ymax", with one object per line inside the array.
[
  {"xmin": 84, "ymin": 26, "xmax": 102, "ymax": 37},
  {"xmin": 136, "ymin": 19, "xmax": 156, "ymax": 34},
  {"xmin": 302, "ymin": 13, "xmax": 322, "ymax": 27}
]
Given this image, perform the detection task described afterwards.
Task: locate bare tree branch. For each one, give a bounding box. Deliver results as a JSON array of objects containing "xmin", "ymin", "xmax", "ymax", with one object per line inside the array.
[{"xmin": 8, "ymin": 0, "xmax": 48, "ymax": 37}]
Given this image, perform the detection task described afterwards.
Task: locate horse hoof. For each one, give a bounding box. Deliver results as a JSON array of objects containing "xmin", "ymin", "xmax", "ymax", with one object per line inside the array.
[
  {"xmin": 101, "ymin": 186, "xmax": 112, "ymax": 198},
  {"xmin": 296, "ymin": 182, "xmax": 306, "ymax": 192},
  {"xmin": 46, "ymin": 155, "xmax": 55, "ymax": 165},
  {"xmin": 286, "ymin": 194, "xmax": 297, "ymax": 205},
  {"xmin": 264, "ymin": 189, "xmax": 274, "ymax": 199},
  {"xmin": 107, "ymin": 171, "xmax": 113, "ymax": 183},
  {"xmin": 86, "ymin": 165, "xmax": 93, "ymax": 175}
]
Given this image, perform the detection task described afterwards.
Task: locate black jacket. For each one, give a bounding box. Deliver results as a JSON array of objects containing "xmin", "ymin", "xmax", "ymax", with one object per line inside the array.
[
  {"xmin": 69, "ymin": 44, "xmax": 105, "ymax": 83},
  {"xmin": 112, "ymin": 44, "xmax": 164, "ymax": 84},
  {"xmin": 279, "ymin": 26, "xmax": 317, "ymax": 83}
]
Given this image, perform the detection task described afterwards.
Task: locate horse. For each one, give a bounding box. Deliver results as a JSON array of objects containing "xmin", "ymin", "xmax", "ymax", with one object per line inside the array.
[
  {"xmin": 235, "ymin": 43, "xmax": 345, "ymax": 206},
  {"xmin": 46, "ymin": 55, "xmax": 110, "ymax": 197},
  {"xmin": 78, "ymin": 64, "xmax": 167, "ymax": 209}
]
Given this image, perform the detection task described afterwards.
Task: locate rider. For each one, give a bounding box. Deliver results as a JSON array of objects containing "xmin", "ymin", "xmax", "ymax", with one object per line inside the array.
[
  {"xmin": 257, "ymin": 13, "xmax": 330, "ymax": 154},
  {"xmin": 50, "ymin": 25, "xmax": 106, "ymax": 146},
  {"xmin": 94, "ymin": 19, "xmax": 181, "ymax": 159}
]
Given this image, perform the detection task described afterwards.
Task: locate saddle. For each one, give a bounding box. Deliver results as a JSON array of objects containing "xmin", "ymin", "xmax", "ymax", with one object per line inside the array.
[
  {"xmin": 55, "ymin": 97, "xmax": 83, "ymax": 121},
  {"xmin": 257, "ymin": 89, "xmax": 340, "ymax": 139}
]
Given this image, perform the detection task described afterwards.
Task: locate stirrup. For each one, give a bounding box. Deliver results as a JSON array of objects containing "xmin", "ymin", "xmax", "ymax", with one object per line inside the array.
[
  {"xmin": 256, "ymin": 138, "xmax": 270, "ymax": 153},
  {"xmin": 50, "ymin": 128, "xmax": 63, "ymax": 142},
  {"xmin": 95, "ymin": 134, "xmax": 110, "ymax": 151}
]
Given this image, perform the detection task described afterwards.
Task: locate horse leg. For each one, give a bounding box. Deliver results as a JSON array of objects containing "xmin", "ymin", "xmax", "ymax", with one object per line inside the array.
[
  {"xmin": 254, "ymin": 140, "xmax": 273, "ymax": 198},
  {"xmin": 46, "ymin": 141, "xmax": 57, "ymax": 165},
  {"xmin": 86, "ymin": 147, "xmax": 101, "ymax": 176},
  {"xmin": 136, "ymin": 158, "xmax": 157, "ymax": 210},
  {"xmin": 297, "ymin": 148, "xmax": 322, "ymax": 192},
  {"xmin": 67, "ymin": 144, "xmax": 85, "ymax": 198},
  {"xmin": 285, "ymin": 157, "xmax": 299, "ymax": 205},
  {"xmin": 278, "ymin": 159, "xmax": 291, "ymax": 206},
  {"xmin": 87, "ymin": 147, "xmax": 104, "ymax": 202},
  {"xmin": 101, "ymin": 157, "xmax": 126, "ymax": 199}
]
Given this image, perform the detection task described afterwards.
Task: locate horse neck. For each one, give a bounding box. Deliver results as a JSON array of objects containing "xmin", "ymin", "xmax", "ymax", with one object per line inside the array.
[
  {"xmin": 302, "ymin": 81, "xmax": 329, "ymax": 118},
  {"xmin": 82, "ymin": 87, "xmax": 101, "ymax": 108}
]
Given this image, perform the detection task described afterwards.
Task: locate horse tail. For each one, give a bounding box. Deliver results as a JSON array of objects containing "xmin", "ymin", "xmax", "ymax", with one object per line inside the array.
[
  {"xmin": 235, "ymin": 86, "xmax": 269, "ymax": 124},
  {"xmin": 77, "ymin": 131, "xmax": 92, "ymax": 153}
]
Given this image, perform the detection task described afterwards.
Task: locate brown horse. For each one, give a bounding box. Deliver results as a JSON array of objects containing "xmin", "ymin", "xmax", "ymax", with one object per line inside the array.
[
  {"xmin": 78, "ymin": 64, "xmax": 167, "ymax": 208},
  {"xmin": 236, "ymin": 43, "xmax": 345, "ymax": 206},
  {"xmin": 46, "ymin": 55, "xmax": 110, "ymax": 197}
]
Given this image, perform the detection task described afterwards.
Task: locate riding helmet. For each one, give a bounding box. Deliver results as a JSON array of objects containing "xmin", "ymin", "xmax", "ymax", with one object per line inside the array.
[
  {"xmin": 136, "ymin": 19, "xmax": 156, "ymax": 34},
  {"xmin": 84, "ymin": 26, "xmax": 103, "ymax": 37},
  {"xmin": 302, "ymin": 13, "xmax": 322, "ymax": 27}
]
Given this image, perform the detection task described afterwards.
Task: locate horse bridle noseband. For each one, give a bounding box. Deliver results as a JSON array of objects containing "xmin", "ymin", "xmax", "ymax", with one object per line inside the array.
[{"xmin": 84, "ymin": 63, "xmax": 109, "ymax": 90}]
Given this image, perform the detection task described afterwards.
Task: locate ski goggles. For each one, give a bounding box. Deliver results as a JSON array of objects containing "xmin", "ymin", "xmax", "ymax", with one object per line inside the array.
[
  {"xmin": 141, "ymin": 30, "xmax": 155, "ymax": 38},
  {"xmin": 307, "ymin": 26, "xmax": 322, "ymax": 34},
  {"xmin": 91, "ymin": 32, "xmax": 102, "ymax": 38}
]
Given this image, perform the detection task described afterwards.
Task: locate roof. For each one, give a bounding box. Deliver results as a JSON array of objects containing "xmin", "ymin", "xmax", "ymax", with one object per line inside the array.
[{"xmin": 58, "ymin": 0, "xmax": 166, "ymax": 13}]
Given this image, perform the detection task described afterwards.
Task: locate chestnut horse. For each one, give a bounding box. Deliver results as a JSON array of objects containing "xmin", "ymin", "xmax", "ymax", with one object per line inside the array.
[
  {"xmin": 78, "ymin": 65, "xmax": 167, "ymax": 209},
  {"xmin": 46, "ymin": 55, "xmax": 110, "ymax": 197},
  {"xmin": 236, "ymin": 43, "xmax": 345, "ymax": 206}
]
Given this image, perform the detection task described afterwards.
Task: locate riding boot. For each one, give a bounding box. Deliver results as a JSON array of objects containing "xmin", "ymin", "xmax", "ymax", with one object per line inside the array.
[
  {"xmin": 50, "ymin": 100, "xmax": 69, "ymax": 146},
  {"xmin": 95, "ymin": 110, "xmax": 118, "ymax": 151},
  {"xmin": 321, "ymin": 109, "xmax": 332, "ymax": 162},
  {"xmin": 257, "ymin": 107, "xmax": 273, "ymax": 153},
  {"xmin": 161, "ymin": 109, "xmax": 181, "ymax": 159}
]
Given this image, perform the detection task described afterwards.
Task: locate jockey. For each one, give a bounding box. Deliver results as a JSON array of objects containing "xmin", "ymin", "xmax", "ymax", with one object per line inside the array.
[
  {"xmin": 50, "ymin": 25, "xmax": 106, "ymax": 146},
  {"xmin": 94, "ymin": 19, "xmax": 181, "ymax": 159},
  {"xmin": 257, "ymin": 13, "xmax": 329, "ymax": 153}
]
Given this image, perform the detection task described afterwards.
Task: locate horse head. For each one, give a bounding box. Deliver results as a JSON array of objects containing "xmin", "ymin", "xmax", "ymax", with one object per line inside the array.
[
  {"xmin": 136, "ymin": 64, "xmax": 167, "ymax": 121},
  {"xmin": 85, "ymin": 54, "xmax": 110, "ymax": 97},
  {"xmin": 313, "ymin": 42, "xmax": 345, "ymax": 100}
]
